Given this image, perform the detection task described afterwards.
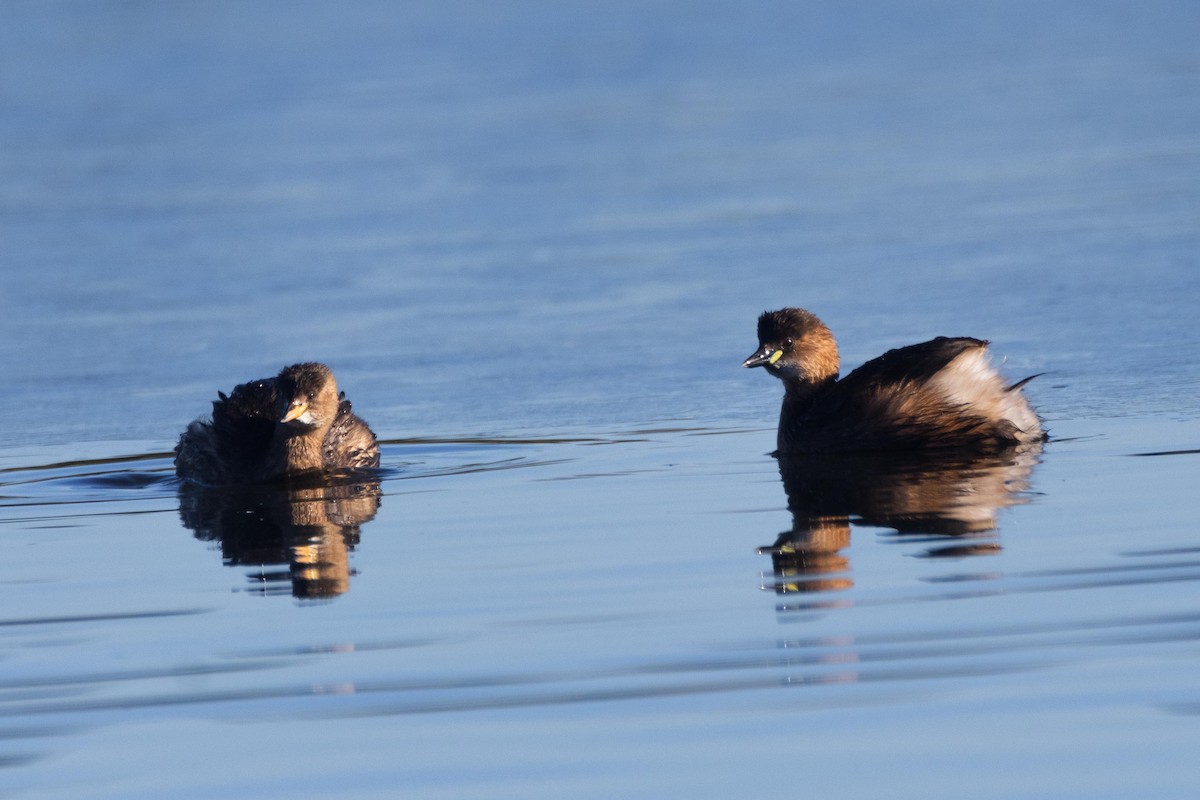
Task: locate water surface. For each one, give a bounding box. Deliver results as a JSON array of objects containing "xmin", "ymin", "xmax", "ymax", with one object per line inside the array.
[{"xmin": 3, "ymin": 1, "xmax": 1200, "ymax": 797}]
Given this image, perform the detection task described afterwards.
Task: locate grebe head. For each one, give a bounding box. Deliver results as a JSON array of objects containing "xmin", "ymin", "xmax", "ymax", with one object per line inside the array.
[
  {"xmin": 743, "ymin": 308, "xmax": 840, "ymax": 385},
  {"xmin": 276, "ymin": 363, "xmax": 340, "ymax": 430}
]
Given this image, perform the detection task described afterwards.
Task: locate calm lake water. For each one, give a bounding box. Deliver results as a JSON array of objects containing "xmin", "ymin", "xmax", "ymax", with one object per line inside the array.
[{"xmin": 3, "ymin": 1, "xmax": 1200, "ymax": 797}]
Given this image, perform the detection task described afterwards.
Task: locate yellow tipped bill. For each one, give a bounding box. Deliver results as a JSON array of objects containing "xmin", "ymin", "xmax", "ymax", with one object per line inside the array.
[{"xmin": 281, "ymin": 402, "xmax": 308, "ymax": 423}]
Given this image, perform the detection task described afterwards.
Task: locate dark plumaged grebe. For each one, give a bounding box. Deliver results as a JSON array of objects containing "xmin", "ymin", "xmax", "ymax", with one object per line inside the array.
[
  {"xmin": 743, "ymin": 308, "xmax": 1045, "ymax": 454},
  {"xmin": 175, "ymin": 362, "xmax": 379, "ymax": 485}
]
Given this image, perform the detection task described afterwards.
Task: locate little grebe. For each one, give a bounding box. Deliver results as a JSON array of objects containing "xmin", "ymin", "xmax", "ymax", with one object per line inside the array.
[
  {"xmin": 175, "ymin": 362, "xmax": 380, "ymax": 485},
  {"xmin": 743, "ymin": 308, "xmax": 1045, "ymax": 454}
]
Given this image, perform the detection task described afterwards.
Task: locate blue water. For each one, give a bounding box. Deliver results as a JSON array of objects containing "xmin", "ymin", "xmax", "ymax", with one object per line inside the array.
[{"xmin": 3, "ymin": 1, "xmax": 1200, "ymax": 797}]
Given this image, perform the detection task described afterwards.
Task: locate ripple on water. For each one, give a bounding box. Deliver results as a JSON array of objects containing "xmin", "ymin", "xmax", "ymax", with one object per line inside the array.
[
  {"xmin": 5, "ymin": 605, "xmax": 1200, "ymax": 725},
  {"xmin": 2, "ymin": 424, "xmax": 1199, "ymax": 796},
  {"xmin": 1, "ymin": 437, "xmax": 588, "ymax": 605}
]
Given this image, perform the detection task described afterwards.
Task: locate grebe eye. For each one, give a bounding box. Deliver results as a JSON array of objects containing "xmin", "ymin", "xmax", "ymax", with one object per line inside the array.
[
  {"xmin": 783, "ymin": 337, "xmax": 794, "ymax": 350},
  {"xmin": 307, "ymin": 391, "xmax": 316, "ymax": 401}
]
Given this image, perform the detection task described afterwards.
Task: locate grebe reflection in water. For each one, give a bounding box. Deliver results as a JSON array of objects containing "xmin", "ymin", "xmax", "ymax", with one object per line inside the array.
[
  {"xmin": 760, "ymin": 447, "xmax": 1042, "ymax": 597},
  {"xmin": 178, "ymin": 475, "xmax": 382, "ymax": 600}
]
